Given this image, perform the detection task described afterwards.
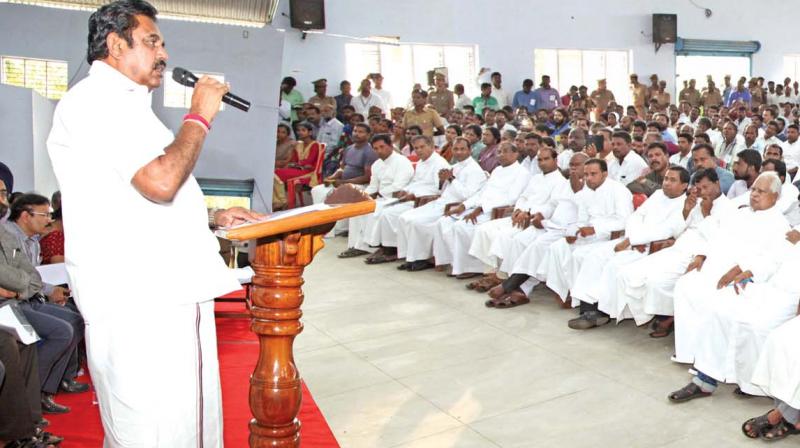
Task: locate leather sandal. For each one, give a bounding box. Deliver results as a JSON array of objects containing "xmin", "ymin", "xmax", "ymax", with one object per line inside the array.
[
  {"xmin": 761, "ymin": 417, "xmax": 800, "ymax": 441},
  {"xmin": 741, "ymin": 411, "xmax": 775, "ymax": 439},
  {"xmin": 668, "ymin": 383, "xmax": 711, "ymax": 403}
]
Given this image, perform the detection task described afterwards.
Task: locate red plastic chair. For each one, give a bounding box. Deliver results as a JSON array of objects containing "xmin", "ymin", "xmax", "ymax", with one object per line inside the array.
[
  {"xmin": 286, "ymin": 143, "xmax": 326, "ymax": 209},
  {"xmin": 632, "ymin": 193, "xmax": 648, "ymax": 210}
]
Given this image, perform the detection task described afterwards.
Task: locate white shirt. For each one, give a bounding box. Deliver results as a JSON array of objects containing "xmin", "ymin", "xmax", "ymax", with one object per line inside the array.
[
  {"xmin": 715, "ymin": 135, "xmax": 746, "ymax": 168},
  {"xmin": 514, "ymin": 169, "xmax": 568, "ymax": 217},
  {"xmin": 47, "ymin": 61, "xmax": 239, "ymax": 320},
  {"xmin": 623, "ymin": 189, "xmax": 687, "ymax": 245},
  {"xmin": 463, "ymin": 161, "xmax": 530, "ymax": 212},
  {"xmin": 669, "ymin": 151, "xmax": 691, "ymax": 168},
  {"xmin": 364, "ymin": 152, "xmax": 414, "ymax": 198},
  {"xmin": 556, "ymin": 149, "xmax": 574, "ymax": 172},
  {"xmin": 727, "ymin": 179, "xmax": 750, "ymax": 200},
  {"xmin": 317, "ymin": 117, "xmax": 343, "ymax": 152},
  {"xmin": 439, "ymin": 157, "xmax": 487, "ymax": 204},
  {"xmin": 576, "ymin": 178, "xmax": 634, "ymax": 239},
  {"xmin": 780, "ymin": 138, "xmax": 800, "ymax": 172},
  {"xmin": 608, "ymin": 151, "xmax": 648, "ymax": 185},
  {"xmin": 491, "ymin": 86, "xmax": 512, "ymax": 108},
  {"xmin": 521, "ymin": 155, "xmax": 543, "ymax": 176},
  {"xmin": 372, "ymin": 88, "xmax": 393, "ymax": 112},
  {"xmin": 403, "ymin": 152, "xmax": 451, "ymax": 197},
  {"xmin": 352, "ymin": 93, "xmax": 387, "ymax": 116},
  {"xmin": 455, "ymin": 94, "xmax": 472, "ymax": 111},
  {"xmin": 767, "ymin": 92, "xmax": 785, "ymax": 106}
]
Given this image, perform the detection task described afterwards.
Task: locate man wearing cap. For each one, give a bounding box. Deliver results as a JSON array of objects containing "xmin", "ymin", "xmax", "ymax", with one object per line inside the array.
[
  {"xmin": 679, "ymin": 79, "xmax": 702, "ymax": 108},
  {"xmin": 701, "ymin": 78, "xmax": 723, "ymax": 109},
  {"xmin": 647, "ymin": 74, "xmax": 660, "ymax": 99},
  {"xmin": 590, "ymin": 79, "xmax": 615, "ymax": 119},
  {"xmin": 428, "ymin": 73, "xmax": 454, "ymax": 116},
  {"xmin": 308, "ymin": 78, "xmax": 336, "ymax": 110},
  {"xmin": 630, "ymin": 74, "xmax": 649, "ymax": 118}
]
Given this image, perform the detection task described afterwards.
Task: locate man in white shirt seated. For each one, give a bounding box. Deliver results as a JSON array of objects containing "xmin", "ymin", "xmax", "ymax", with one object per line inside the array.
[
  {"xmin": 396, "ymin": 137, "xmax": 487, "ymax": 271},
  {"xmin": 669, "ymin": 133, "xmax": 693, "ymax": 168},
  {"xmin": 465, "ymin": 147, "xmax": 566, "ymax": 291},
  {"xmin": 484, "ymin": 153, "xmax": 589, "ymax": 308},
  {"xmin": 614, "ymin": 169, "xmax": 736, "ymax": 336},
  {"xmin": 365, "ymin": 136, "xmax": 450, "ymax": 263},
  {"xmin": 669, "ymin": 175, "xmax": 797, "ymax": 405},
  {"xmin": 432, "ymin": 142, "xmax": 530, "ymax": 278},
  {"xmin": 744, "ymin": 316, "xmax": 800, "ymax": 441},
  {"xmin": 338, "ymin": 134, "xmax": 413, "ymax": 258},
  {"xmin": 727, "ymin": 149, "xmax": 762, "ymax": 199},
  {"xmin": 520, "ymin": 133, "xmax": 543, "ymax": 176},
  {"xmin": 608, "ymin": 131, "xmax": 648, "ymax": 185},
  {"xmin": 669, "ymin": 172, "xmax": 790, "ymax": 376},
  {"xmin": 757, "ymin": 120, "xmax": 783, "ymax": 154},
  {"xmin": 716, "ymin": 122, "xmax": 746, "ymax": 169},
  {"xmin": 568, "ymin": 166, "xmax": 690, "ymax": 330},
  {"xmin": 780, "ymin": 124, "xmax": 800, "ymax": 180}
]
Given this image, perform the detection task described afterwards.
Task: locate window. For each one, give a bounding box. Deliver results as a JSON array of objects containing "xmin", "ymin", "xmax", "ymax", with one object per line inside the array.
[
  {"xmin": 534, "ymin": 49, "xmax": 631, "ymax": 108},
  {"xmin": 784, "ymin": 55, "xmax": 800, "ymax": 83},
  {"xmin": 676, "ymin": 55, "xmax": 750, "ymax": 96},
  {"xmin": 1, "ymin": 56, "xmax": 68, "ymax": 100},
  {"xmin": 345, "ymin": 42, "xmax": 477, "ymax": 108},
  {"xmin": 164, "ymin": 70, "xmax": 225, "ymax": 110}
]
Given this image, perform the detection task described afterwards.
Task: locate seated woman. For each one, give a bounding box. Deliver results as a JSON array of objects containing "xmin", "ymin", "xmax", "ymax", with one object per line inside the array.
[
  {"xmin": 275, "ymin": 122, "xmax": 322, "ymax": 189},
  {"xmin": 439, "ymin": 124, "xmax": 461, "ymax": 163},
  {"xmin": 41, "ymin": 207, "xmax": 65, "ymax": 264},
  {"xmin": 274, "ymin": 123, "xmax": 296, "ymax": 169}
]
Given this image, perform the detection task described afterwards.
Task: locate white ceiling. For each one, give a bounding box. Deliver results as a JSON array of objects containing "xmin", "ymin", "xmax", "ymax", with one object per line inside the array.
[{"xmin": 1, "ymin": 0, "xmax": 280, "ymax": 27}]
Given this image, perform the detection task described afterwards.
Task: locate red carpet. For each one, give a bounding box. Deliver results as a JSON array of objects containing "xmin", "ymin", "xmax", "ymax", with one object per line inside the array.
[{"xmin": 46, "ymin": 300, "xmax": 339, "ymax": 447}]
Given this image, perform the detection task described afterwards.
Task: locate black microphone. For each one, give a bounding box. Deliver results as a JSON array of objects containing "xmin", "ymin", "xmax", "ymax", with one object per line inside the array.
[{"xmin": 172, "ymin": 67, "xmax": 251, "ymax": 112}]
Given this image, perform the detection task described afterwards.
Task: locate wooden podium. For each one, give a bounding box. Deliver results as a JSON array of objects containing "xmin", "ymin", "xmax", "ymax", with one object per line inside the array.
[{"xmin": 219, "ymin": 199, "xmax": 375, "ymax": 447}]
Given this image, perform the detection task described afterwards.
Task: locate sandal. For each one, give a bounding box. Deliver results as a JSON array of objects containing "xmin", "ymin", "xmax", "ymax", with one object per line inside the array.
[
  {"xmin": 455, "ymin": 272, "xmax": 481, "ymax": 280},
  {"xmin": 761, "ymin": 417, "xmax": 800, "ymax": 442},
  {"xmin": 733, "ymin": 386, "xmax": 754, "ymax": 398},
  {"xmin": 474, "ymin": 276, "xmax": 502, "ymax": 293},
  {"xmin": 494, "ymin": 291, "xmax": 530, "ymax": 309},
  {"xmin": 649, "ymin": 317, "xmax": 674, "ymax": 338},
  {"xmin": 741, "ymin": 411, "xmax": 775, "ymax": 439},
  {"xmin": 485, "ymin": 293, "xmax": 507, "ymax": 308},
  {"xmin": 364, "ymin": 252, "xmax": 397, "ymax": 264},
  {"xmin": 338, "ymin": 248, "xmax": 369, "ymax": 258},
  {"xmin": 668, "ymin": 383, "xmax": 711, "ymax": 403}
]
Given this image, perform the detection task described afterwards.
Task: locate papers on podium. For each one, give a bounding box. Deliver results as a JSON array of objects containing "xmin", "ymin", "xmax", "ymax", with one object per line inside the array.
[{"xmin": 214, "ymin": 203, "xmax": 337, "ymax": 239}]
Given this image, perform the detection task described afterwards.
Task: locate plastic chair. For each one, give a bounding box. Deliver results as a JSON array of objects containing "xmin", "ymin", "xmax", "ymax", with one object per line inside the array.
[{"xmin": 286, "ymin": 143, "xmax": 326, "ymax": 209}]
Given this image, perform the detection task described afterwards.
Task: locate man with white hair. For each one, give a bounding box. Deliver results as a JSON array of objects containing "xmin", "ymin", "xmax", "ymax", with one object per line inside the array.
[
  {"xmin": 667, "ymin": 172, "xmax": 791, "ymax": 402},
  {"xmin": 397, "ymin": 137, "xmax": 486, "ymax": 271}
]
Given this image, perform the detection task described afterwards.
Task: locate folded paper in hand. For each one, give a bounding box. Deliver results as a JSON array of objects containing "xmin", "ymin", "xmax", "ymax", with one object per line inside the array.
[
  {"xmin": 0, "ymin": 302, "xmax": 40, "ymax": 345},
  {"xmin": 36, "ymin": 263, "xmax": 68, "ymax": 285}
]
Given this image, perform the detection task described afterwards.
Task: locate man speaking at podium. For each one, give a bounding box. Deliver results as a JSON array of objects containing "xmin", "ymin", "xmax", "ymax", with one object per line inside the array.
[{"xmin": 47, "ymin": 1, "xmax": 261, "ymax": 446}]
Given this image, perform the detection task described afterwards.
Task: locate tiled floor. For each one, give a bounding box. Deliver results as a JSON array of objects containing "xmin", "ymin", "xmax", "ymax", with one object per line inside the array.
[{"xmin": 296, "ymin": 237, "xmax": 769, "ymax": 447}]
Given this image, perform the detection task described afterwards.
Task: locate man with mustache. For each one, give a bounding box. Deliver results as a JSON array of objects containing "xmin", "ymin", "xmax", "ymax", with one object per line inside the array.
[{"xmin": 46, "ymin": 1, "xmax": 262, "ymax": 446}]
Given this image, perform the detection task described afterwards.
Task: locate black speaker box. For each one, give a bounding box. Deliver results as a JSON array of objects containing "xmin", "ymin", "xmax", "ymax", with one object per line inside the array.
[
  {"xmin": 290, "ymin": 0, "xmax": 325, "ymax": 30},
  {"xmin": 653, "ymin": 14, "xmax": 677, "ymax": 43}
]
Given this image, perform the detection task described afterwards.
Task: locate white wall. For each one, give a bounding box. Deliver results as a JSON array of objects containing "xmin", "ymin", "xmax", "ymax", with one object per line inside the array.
[
  {"xmin": 278, "ymin": 0, "xmax": 798, "ymax": 102},
  {"xmin": 0, "ymin": 84, "xmax": 34, "ymax": 193},
  {"xmin": 0, "ymin": 3, "xmax": 285, "ymax": 212}
]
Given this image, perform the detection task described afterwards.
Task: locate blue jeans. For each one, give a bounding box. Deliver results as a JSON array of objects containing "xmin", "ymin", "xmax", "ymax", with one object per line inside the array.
[{"xmin": 692, "ymin": 370, "xmax": 718, "ymax": 392}]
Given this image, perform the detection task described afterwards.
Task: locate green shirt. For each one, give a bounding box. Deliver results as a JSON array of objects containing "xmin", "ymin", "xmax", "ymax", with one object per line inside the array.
[
  {"xmin": 282, "ymin": 89, "xmax": 305, "ymax": 122},
  {"xmin": 472, "ymin": 96, "xmax": 499, "ymax": 116}
]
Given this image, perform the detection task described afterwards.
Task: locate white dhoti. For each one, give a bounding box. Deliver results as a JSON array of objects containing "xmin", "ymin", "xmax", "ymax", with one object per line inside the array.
[
  {"xmin": 372, "ymin": 201, "xmax": 414, "ymax": 247},
  {"xmin": 348, "ymin": 198, "xmax": 394, "ymax": 251},
  {"xmin": 751, "ymin": 316, "xmax": 800, "ymax": 408},
  {"xmin": 568, "ymin": 238, "xmax": 623, "ymax": 306},
  {"xmin": 398, "ymin": 200, "xmax": 446, "ymax": 261},
  {"xmin": 593, "ymin": 249, "xmax": 648, "ymax": 321},
  {"xmin": 616, "ymin": 244, "xmax": 694, "ymax": 325},
  {"xmin": 446, "ymin": 212, "xmax": 492, "ymax": 274},
  {"xmin": 492, "ymin": 226, "xmax": 547, "ymax": 275},
  {"xmin": 672, "ymin": 260, "xmax": 736, "ymax": 364},
  {"xmin": 468, "ymin": 217, "xmax": 522, "ymax": 270},
  {"xmin": 534, "ymin": 237, "xmax": 604, "ymax": 302},
  {"xmin": 693, "ymin": 285, "xmax": 799, "ymax": 395},
  {"xmin": 87, "ymin": 301, "xmax": 222, "ymax": 448}
]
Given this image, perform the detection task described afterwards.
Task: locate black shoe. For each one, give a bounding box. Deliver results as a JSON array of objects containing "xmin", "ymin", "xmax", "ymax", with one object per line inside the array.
[
  {"xmin": 34, "ymin": 427, "xmax": 63, "ymax": 445},
  {"xmin": 59, "ymin": 378, "xmax": 89, "ymax": 393},
  {"xmin": 409, "ymin": 260, "xmax": 435, "ymax": 272},
  {"xmin": 41, "ymin": 394, "xmax": 70, "ymax": 414},
  {"xmin": 567, "ymin": 311, "xmax": 610, "ymax": 330},
  {"xmin": 36, "ymin": 418, "xmax": 49, "ymax": 429},
  {"xmin": 397, "ymin": 262, "xmax": 412, "ymax": 270}
]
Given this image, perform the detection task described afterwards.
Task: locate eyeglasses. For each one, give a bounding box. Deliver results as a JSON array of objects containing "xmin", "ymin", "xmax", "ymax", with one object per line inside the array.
[{"xmin": 26, "ymin": 210, "xmax": 52, "ymax": 218}]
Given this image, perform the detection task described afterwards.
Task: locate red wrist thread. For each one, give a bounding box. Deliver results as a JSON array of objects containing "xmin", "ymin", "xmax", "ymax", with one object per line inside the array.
[{"xmin": 183, "ymin": 113, "xmax": 211, "ymax": 131}]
